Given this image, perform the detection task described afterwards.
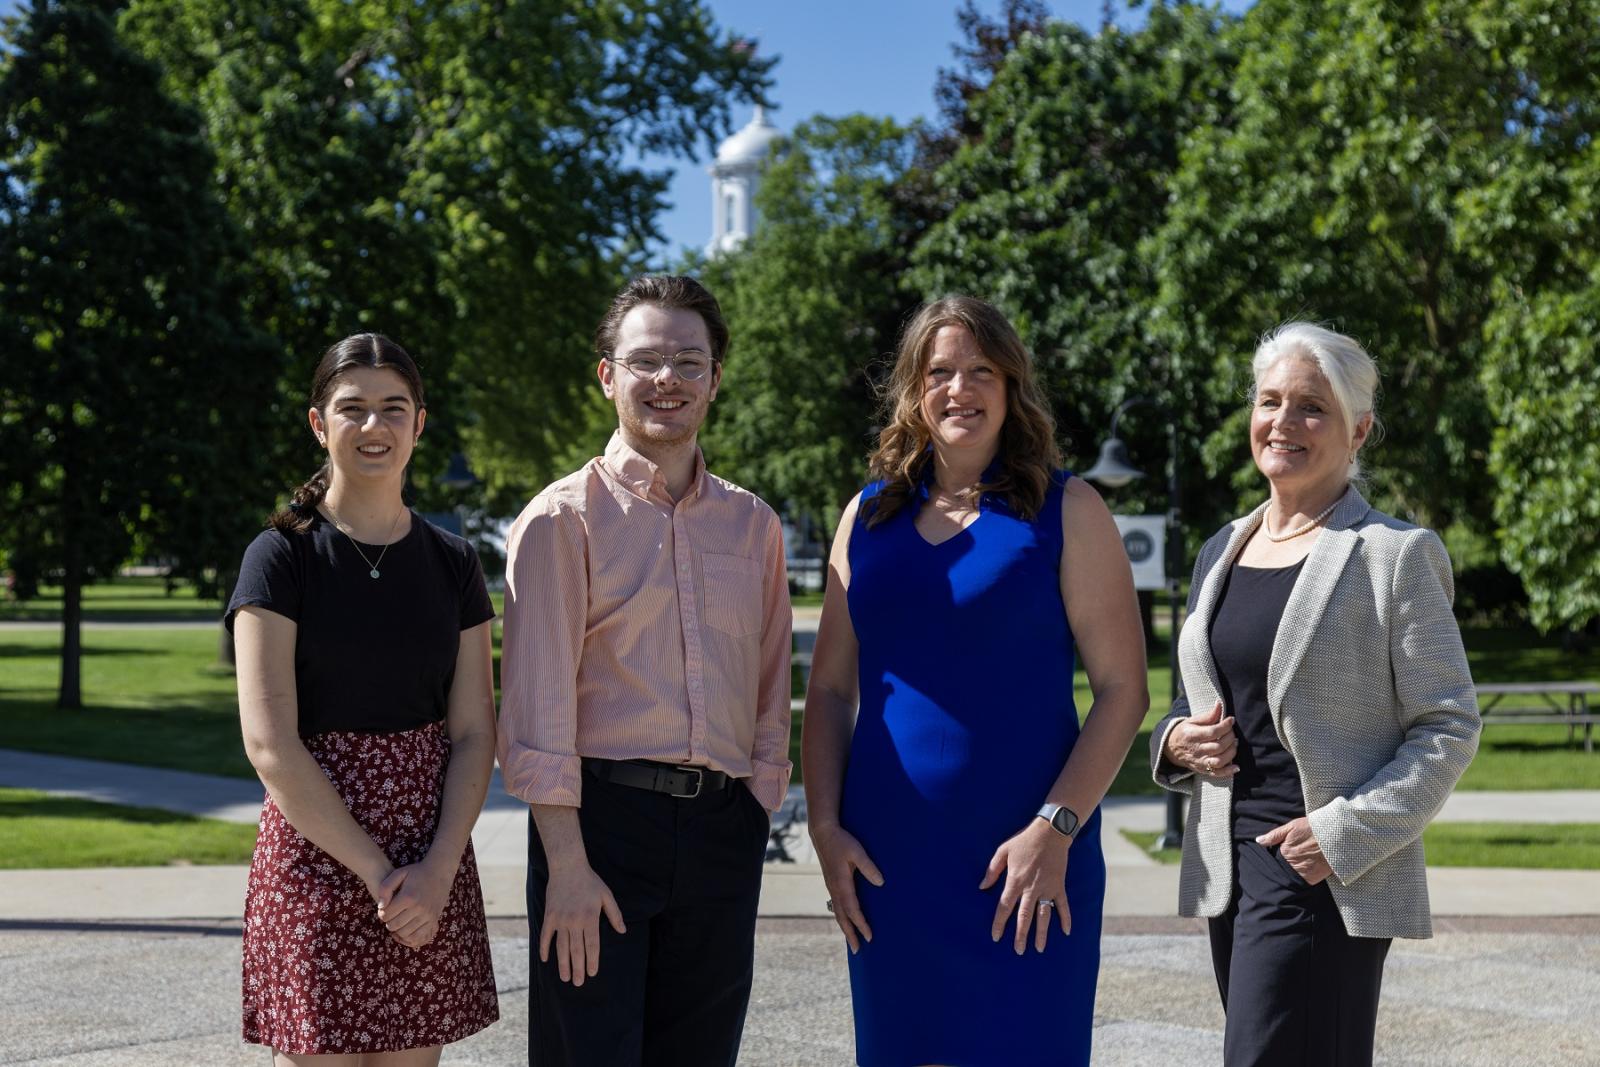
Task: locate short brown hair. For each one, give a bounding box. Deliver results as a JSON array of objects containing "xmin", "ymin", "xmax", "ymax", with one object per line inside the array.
[
  {"xmin": 864, "ymin": 296, "xmax": 1062, "ymax": 526},
  {"xmin": 594, "ymin": 275, "xmax": 731, "ymax": 364}
]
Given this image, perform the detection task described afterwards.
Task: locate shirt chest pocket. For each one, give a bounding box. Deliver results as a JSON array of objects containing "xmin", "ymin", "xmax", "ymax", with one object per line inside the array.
[{"xmin": 702, "ymin": 553, "xmax": 763, "ymax": 638}]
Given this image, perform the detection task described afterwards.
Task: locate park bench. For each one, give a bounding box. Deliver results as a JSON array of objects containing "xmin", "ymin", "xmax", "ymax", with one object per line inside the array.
[{"xmin": 1477, "ymin": 681, "xmax": 1600, "ymax": 753}]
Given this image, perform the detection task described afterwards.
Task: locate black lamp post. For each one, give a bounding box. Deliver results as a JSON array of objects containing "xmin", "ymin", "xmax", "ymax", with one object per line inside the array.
[
  {"xmin": 1083, "ymin": 397, "xmax": 1186, "ymax": 852},
  {"xmin": 436, "ymin": 452, "xmax": 478, "ymax": 538}
]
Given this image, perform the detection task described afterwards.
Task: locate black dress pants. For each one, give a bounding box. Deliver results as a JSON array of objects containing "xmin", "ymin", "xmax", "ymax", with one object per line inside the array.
[
  {"xmin": 1208, "ymin": 839, "xmax": 1392, "ymax": 1067},
  {"xmin": 526, "ymin": 770, "xmax": 770, "ymax": 1067}
]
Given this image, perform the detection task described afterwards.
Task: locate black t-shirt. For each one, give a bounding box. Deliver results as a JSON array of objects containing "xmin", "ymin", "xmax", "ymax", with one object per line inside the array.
[
  {"xmin": 1208, "ymin": 558, "xmax": 1308, "ymax": 840},
  {"xmin": 226, "ymin": 509, "xmax": 495, "ymax": 736}
]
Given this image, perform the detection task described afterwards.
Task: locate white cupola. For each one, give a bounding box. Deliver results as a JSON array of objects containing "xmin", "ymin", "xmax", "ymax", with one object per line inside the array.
[{"xmin": 707, "ymin": 106, "xmax": 780, "ymax": 256}]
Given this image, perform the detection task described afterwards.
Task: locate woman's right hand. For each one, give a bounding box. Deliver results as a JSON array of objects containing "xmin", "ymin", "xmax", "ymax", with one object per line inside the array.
[
  {"xmin": 1163, "ymin": 699, "xmax": 1239, "ymax": 778},
  {"xmin": 810, "ymin": 822, "xmax": 884, "ymax": 954}
]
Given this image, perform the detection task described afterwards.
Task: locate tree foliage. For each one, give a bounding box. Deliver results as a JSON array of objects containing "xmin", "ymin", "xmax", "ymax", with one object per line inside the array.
[
  {"xmin": 1147, "ymin": 0, "xmax": 1600, "ymax": 630},
  {"xmin": 700, "ymin": 115, "xmax": 919, "ymax": 529},
  {"xmin": 8, "ymin": 0, "xmax": 1598, "ymax": 635},
  {"xmin": 0, "ymin": 0, "xmax": 276, "ymax": 704},
  {"xmin": 1150, "ymin": 0, "xmax": 1524, "ymax": 535},
  {"xmin": 701, "ymin": 0, "xmax": 1600, "ymax": 632},
  {"xmin": 1454, "ymin": 0, "xmax": 1600, "ymax": 633},
  {"xmin": 910, "ymin": 3, "xmax": 1238, "ymax": 526},
  {"xmin": 120, "ymin": 0, "xmax": 773, "ymax": 512}
]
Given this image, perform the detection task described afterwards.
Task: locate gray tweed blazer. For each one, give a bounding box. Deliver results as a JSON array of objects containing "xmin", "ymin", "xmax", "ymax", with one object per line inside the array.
[{"xmin": 1149, "ymin": 486, "xmax": 1480, "ymax": 939}]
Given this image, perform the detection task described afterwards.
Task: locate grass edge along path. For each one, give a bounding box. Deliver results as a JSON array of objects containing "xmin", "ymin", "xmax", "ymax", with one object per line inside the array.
[
  {"xmin": 0, "ymin": 787, "xmax": 258, "ymax": 868},
  {"xmin": 4, "ymin": 622, "xmax": 1599, "ymax": 790},
  {"xmin": 1122, "ymin": 823, "xmax": 1600, "ymax": 870}
]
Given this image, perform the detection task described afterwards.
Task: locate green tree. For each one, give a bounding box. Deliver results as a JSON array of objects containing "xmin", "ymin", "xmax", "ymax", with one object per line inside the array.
[
  {"xmin": 700, "ymin": 115, "xmax": 920, "ymax": 530},
  {"xmin": 1148, "ymin": 0, "xmax": 1524, "ymax": 537},
  {"xmin": 908, "ymin": 3, "xmax": 1239, "ymax": 526},
  {"xmin": 1452, "ymin": 0, "xmax": 1600, "ymax": 633},
  {"xmin": 0, "ymin": 0, "xmax": 277, "ymax": 705},
  {"xmin": 122, "ymin": 0, "xmax": 459, "ymax": 592},
  {"xmin": 122, "ymin": 0, "xmax": 774, "ymax": 514}
]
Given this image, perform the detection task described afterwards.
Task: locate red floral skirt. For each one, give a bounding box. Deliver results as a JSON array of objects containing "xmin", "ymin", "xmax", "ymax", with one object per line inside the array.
[{"xmin": 241, "ymin": 720, "xmax": 499, "ymax": 1053}]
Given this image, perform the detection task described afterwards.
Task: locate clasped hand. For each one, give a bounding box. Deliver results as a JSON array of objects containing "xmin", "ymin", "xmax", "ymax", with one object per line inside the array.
[
  {"xmin": 1164, "ymin": 699, "xmax": 1238, "ymax": 778},
  {"xmin": 372, "ymin": 856, "xmax": 456, "ymax": 950}
]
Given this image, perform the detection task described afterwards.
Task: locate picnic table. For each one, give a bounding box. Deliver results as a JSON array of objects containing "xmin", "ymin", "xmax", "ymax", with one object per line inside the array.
[{"xmin": 1477, "ymin": 681, "xmax": 1600, "ymax": 753}]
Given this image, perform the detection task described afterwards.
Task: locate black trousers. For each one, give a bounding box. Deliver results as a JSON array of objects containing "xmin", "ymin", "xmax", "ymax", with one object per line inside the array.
[
  {"xmin": 526, "ymin": 770, "xmax": 770, "ymax": 1067},
  {"xmin": 1208, "ymin": 839, "xmax": 1392, "ymax": 1067}
]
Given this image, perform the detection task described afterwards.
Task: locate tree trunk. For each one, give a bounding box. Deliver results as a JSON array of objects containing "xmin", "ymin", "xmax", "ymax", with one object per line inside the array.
[
  {"xmin": 1138, "ymin": 588, "xmax": 1158, "ymax": 649},
  {"xmin": 58, "ymin": 541, "xmax": 83, "ymax": 710}
]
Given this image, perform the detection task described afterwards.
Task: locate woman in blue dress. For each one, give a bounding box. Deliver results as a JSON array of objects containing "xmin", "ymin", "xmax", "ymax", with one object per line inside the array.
[{"xmin": 803, "ymin": 296, "xmax": 1149, "ymax": 1066}]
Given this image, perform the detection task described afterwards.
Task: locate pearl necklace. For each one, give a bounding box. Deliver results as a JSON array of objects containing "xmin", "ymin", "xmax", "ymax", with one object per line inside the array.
[{"xmin": 1262, "ymin": 499, "xmax": 1339, "ymax": 542}]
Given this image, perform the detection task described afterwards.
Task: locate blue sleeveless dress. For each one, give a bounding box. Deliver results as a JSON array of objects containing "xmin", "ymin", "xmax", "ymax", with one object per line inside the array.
[{"xmin": 841, "ymin": 471, "xmax": 1105, "ymax": 1066}]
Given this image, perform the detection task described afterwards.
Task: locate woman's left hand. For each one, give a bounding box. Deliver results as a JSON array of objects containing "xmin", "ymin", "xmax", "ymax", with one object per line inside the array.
[
  {"xmin": 979, "ymin": 819, "xmax": 1071, "ymax": 954},
  {"xmin": 377, "ymin": 855, "xmax": 456, "ymax": 948},
  {"xmin": 1256, "ymin": 817, "xmax": 1333, "ymax": 885}
]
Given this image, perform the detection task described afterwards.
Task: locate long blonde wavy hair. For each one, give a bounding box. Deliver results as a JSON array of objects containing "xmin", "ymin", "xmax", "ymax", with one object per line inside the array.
[{"xmin": 863, "ymin": 296, "xmax": 1063, "ymax": 527}]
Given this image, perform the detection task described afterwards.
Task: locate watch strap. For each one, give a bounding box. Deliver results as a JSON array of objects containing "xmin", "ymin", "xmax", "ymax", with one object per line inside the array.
[{"xmin": 1036, "ymin": 802, "xmax": 1079, "ymax": 839}]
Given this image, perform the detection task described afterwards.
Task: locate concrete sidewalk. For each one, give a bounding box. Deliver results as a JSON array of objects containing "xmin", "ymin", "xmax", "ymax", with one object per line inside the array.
[
  {"xmin": 6, "ymin": 748, "xmax": 1600, "ymax": 923},
  {"xmin": 11, "ymin": 747, "xmax": 1600, "ymax": 830},
  {"xmin": 4, "ymin": 917, "xmax": 1600, "ymax": 1066}
]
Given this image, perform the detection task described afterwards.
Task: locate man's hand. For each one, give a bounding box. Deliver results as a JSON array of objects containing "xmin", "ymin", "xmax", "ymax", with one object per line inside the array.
[{"xmin": 540, "ymin": 860, "xmax": 627, "ymax": 986}]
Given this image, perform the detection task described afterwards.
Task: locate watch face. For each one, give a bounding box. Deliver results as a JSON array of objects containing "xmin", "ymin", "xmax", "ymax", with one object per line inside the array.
[{"xmin": 1052, "ymin": 806, "xmax": 1079, "ymax": 836}]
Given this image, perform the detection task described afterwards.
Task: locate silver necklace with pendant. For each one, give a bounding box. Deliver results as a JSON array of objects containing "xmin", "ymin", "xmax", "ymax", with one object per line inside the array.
[{"xmin": 326, "ymin": 504, "xmax": 404, "ymax": 578}]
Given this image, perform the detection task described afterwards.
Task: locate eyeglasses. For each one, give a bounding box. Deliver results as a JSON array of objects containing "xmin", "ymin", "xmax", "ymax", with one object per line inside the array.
[{"xmin": 607, "ymin": 349, "xmax": 717, "ymax": 381}]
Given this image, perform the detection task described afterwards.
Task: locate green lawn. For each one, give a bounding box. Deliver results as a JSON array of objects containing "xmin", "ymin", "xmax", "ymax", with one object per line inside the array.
[
  {"xmin": 3, "ymin": 618, "xmax": 1596, "ymax": 793},
  {"xmin": 0, "ymin": 576, "xmax": 223, "ymax": 622},
  {"xmin": 4, "ymin": 576, "xmax": 509, "ymax": 622},
  {"xmin": 0, "ymin": 787, "xmax": 257, "ymax": 868},
  {"xmin": 1121, "ymin": 830, "xmax": 1184, "ymax": 864},
  {"xmin": 1122, "ymin": 822, "xmax": 1600, "ymax": 870},
  {"xmin": 1104, "ymin": 624, "xmax": 1600, "ymax": 796},
  {"xmin": 1417, "ymin": 822, "xmax": 1600, "ymax": 869},
  {"xmin": 1, "ymin": 628, "xmax": 255, "ymax": 777}
]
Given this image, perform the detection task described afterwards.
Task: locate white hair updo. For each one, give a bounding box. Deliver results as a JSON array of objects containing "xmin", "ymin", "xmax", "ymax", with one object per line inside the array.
[{"xmin": 1251, "ymin": 321, "xmax": 1382, "ymax": 482}]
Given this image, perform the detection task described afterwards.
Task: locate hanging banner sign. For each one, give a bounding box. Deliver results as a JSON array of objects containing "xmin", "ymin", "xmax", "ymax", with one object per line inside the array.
[{"xmin": 1112, "ymin": 515, "xmax": 1167, "ymax": 591}]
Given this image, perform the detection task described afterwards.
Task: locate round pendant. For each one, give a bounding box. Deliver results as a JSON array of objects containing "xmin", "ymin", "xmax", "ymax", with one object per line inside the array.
[{"xmin": 369, "ymin": 568, "xmax": 380, "ymax": 579}]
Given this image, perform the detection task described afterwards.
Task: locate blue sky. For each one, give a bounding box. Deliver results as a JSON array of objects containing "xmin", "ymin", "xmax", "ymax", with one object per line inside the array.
[
  {"xmin": 651, "ymin": 0, "xmax": 1132, "ymax": 259},
  {"xmin": 647, "ymin": 0, "xmax": 1249, "ymax": 260}
]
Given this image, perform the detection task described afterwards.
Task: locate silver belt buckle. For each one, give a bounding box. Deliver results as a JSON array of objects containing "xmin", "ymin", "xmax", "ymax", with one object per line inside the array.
[{"xmin": 671, "ymin": 767, "xmax": 703, "ymax": 799}]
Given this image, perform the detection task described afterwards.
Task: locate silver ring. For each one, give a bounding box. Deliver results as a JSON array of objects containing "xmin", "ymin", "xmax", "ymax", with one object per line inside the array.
[
  {"xmin": 825, "ymin": 900, "xmax": 834, "ymax": 913},
  {"xmin": 1038, "ymin": 900, "xmax": 1055, "ymax": 911}
]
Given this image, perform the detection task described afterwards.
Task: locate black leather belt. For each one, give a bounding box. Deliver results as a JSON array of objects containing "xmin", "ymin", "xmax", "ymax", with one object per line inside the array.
[{"xmin": 582, "ymin": 757, "xmax": 732, "ymax": 799}]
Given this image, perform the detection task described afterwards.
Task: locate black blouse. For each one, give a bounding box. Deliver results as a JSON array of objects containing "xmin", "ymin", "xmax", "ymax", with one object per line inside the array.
[
  {"xmin": 226, "ymin": 510, "xmax": 495, "ymax": 736},
  {"xmin": 1208, "ymin": 558, "xmax": 1308, "ymax": 840}
]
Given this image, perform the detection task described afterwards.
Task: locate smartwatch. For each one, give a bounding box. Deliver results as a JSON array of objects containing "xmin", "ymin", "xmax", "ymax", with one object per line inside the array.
[{"xmin": 1036, "ymin": 802, "xmax": 1080, "ymax": 840}]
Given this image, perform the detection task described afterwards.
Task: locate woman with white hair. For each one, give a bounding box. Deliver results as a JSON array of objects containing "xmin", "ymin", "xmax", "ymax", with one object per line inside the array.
[{"xmin": 1150, "ymin": 322, "xmax": 1480, "ymax": 1067}]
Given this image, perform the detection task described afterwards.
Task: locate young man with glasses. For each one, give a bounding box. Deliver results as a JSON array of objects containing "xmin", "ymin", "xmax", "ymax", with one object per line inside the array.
[{"xmin": 498, "ymin": 275, "xmax": 792, "ymax": 1066}]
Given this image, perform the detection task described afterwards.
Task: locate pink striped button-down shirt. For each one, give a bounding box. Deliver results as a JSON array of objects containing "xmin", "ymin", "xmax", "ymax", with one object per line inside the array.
[{"xmin": 497, "ymin": 432, "xmax": 793, "ymax": 812}]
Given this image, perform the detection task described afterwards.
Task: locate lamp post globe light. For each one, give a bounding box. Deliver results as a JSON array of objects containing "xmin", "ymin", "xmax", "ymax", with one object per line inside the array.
[{"xmin": 1083, "ymin": 397, "xmax": 1187, "ymax": 852}]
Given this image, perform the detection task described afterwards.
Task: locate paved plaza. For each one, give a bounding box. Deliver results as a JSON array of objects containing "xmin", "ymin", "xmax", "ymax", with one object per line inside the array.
[
  {"xmin": 6, "ymin": 740, "xmax": 1600, "ymax": 1064},
  {"xmin": 4, "ymin": 917, "xmax": 1600, "ymax": 1065}
]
